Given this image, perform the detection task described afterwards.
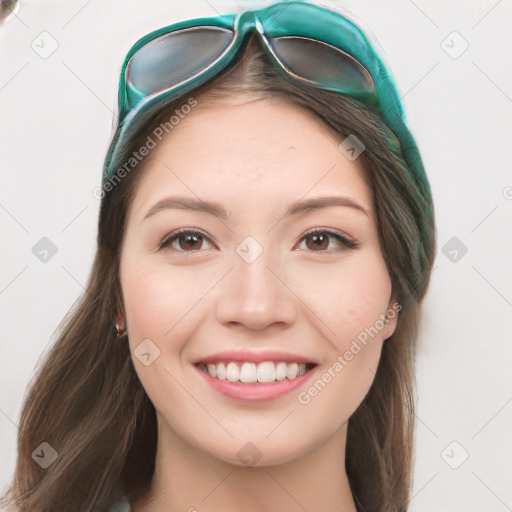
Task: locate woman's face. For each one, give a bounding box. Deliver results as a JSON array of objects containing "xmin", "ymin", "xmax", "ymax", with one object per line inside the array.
[{"xmin": 119, "ymin": 94, "xmax": 398, "ymax": 466}]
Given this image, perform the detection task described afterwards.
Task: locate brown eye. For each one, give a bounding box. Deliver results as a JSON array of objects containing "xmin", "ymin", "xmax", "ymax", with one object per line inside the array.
[
  {"xmin": 299, "ymin": 229, "xmax": 357, "ymax": 252},
  {"xmin": 160, "ymin": 230, "xmax": 214, "ymax": 252}
]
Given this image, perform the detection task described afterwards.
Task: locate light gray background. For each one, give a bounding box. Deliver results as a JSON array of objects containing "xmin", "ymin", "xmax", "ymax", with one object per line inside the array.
[{"xmin": 1, "ymin": 1, "xmax": 511, "ymax": 510}]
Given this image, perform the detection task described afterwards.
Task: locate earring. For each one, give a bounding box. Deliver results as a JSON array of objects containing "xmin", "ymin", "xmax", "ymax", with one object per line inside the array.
[{"xmin": 115, "ymin": 320, "xmax": 128, "ymax": 339}]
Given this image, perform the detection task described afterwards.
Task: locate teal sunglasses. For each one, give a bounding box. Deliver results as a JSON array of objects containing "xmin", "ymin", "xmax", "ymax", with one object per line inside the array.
[{"xmin": 103, "ymin": 1, "xmax": 428, "ymax": 195}]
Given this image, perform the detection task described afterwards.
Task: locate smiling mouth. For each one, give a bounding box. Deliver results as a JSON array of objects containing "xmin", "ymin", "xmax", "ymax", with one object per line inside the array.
[{"xmin": 196, "ymin": 361, "xmax": 317, "ymax": 384}]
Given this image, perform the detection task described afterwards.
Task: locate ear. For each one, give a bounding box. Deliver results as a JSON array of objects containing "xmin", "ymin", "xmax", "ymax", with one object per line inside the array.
[
  {"xmin": 381, "ymin": 296, "xmax": 401, "ymax": 341},
  {"xmin": 114, "ymin": 305, "xmax": 126, "ymax": 329}
]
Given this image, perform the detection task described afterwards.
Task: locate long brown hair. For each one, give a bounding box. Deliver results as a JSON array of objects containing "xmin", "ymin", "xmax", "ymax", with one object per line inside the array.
[{"xmin": 1, "ymin": 33, "xmax": 436, "ymax": 512}]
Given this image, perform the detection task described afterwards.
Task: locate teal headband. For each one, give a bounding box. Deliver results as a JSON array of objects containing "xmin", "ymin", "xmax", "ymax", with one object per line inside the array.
[{"xmin": 102, "ymin": 1, "xmax": 430, "ymax": 203}]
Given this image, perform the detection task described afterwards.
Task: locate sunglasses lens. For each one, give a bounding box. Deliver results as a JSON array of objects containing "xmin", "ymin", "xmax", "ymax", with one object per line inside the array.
[
  {"xmin": 270, "ymin": 36, "xmax": 376, "ymax": 101},
  {"xmin": 127, "ymin": 27, "xmax": 233, "ymax": 100}
]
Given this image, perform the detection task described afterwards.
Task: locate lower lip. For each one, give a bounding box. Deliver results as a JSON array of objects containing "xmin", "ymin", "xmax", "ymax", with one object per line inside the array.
[{"xmin": 195, "ymin": 365, "xmax": 316, "ymax": 402}]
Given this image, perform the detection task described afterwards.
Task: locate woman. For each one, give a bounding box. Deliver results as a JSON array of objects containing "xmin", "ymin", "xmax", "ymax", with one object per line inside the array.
[{"xmin": 1, "ymin": 1, "xmax": 436, "ymax": 511}]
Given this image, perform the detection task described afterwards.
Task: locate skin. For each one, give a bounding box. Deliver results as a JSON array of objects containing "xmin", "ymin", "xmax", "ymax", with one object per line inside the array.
[{"xmin": 117, "ymin": 93, "xmax": 398, "ymax": 512}]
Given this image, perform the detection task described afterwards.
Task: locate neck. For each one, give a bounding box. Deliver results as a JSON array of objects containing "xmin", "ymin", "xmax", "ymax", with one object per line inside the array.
[{"xmin": 132, "ymin": 417, "xmax": 358, "ymax": 512}]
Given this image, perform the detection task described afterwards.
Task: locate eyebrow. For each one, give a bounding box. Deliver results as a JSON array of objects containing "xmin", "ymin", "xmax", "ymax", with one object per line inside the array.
[{"xmin": 142, "ymin": 195, "xmax": 370, "ymax": 222}]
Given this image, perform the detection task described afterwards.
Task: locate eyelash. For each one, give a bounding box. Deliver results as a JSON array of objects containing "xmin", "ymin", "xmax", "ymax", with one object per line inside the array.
[{"xmin": 159, "ymin": 228, "xmax": 359, "ymax": 253}]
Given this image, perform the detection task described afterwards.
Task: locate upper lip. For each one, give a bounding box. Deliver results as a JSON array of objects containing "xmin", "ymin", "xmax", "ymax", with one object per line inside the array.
[{"xmin": 195, "ymin": 349, "xmax": 318, "ymax": 365}]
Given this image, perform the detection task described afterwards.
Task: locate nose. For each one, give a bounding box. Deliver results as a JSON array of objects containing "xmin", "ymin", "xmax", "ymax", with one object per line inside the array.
[{"xmin": 214, "ymin": 249, "xmax": 298, "ymax": 332}]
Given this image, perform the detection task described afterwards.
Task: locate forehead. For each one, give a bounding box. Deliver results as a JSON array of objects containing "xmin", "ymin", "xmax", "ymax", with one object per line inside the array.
[{"xmin": 127, "ymin": 96, "xmax": 373, "ymax": 220}]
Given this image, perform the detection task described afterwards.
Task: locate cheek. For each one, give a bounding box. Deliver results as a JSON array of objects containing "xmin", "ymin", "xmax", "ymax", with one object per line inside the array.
[
  {"xmin": 290, "ymin": 250, "xmax": 392, "ymax": 349},
  {"xmin": 121, "ymin": 260, "xmax": 209, "ymax": 344},
  {"xmin": 292, "ymin": 254, "xmax": 391, "ymax": 423}
]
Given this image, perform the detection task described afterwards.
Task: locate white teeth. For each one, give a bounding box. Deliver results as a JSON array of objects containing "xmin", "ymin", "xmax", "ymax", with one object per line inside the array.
[
  {"xmin": 206, "ymin": 364, "xmax": 217, "ymax": 378},
  {"xmin": 202, "ymin": 361, "xmax": 309, "ymax": 383},
  {"xmin": 286, "ymin": 362, "xmax": 298, "ymax": 380},
  {"xmin": 226, "ymin": 362, "xmax": 239, "ymax": 382},
  {"xmin": 216, "ymin": 363, "xmax": 226, "ymax": 380},
  {"xmin": 257, "ymin": 361, "xmax": 275, "ymax": 383},
  {"xmin": 275, "ymin": 362, "xmax": 287, "ymax": 381},
  {"xmin": 240, "ymin": 362, "xmax": 257, "ymax": 383}
]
